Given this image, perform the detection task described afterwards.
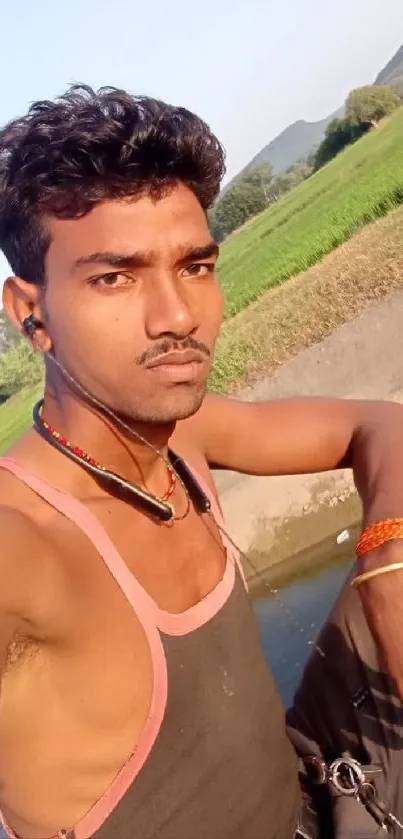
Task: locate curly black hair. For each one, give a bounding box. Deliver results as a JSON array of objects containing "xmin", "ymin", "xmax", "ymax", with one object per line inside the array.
[{"xmin": 0, "ymin": 84, "xmax": 225, "ymax": 285}]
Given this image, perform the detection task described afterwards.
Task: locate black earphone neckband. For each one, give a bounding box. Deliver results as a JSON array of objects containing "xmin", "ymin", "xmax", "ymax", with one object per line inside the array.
[{"xmin": 33, "ymin": 400, "xmax": 211, "ymax": 523}]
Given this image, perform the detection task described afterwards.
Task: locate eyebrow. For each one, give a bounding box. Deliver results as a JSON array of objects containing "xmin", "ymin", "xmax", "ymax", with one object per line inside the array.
[
  {"xmin": 73, "ymin": 250, "xmax": 154, "ymax": 271},
  {"xmin": 177, "ymin": 242, "xmax": 220, "ymax": 264},
  {"xmin": 73, "ymin": 241, "xmax": 220, "ymax": 271}
]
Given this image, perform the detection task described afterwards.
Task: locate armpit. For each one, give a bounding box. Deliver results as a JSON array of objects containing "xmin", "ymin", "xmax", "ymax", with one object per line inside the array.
[{"xmin": 4, "ymin": 631, "xmax": 39, "ymax": 673}]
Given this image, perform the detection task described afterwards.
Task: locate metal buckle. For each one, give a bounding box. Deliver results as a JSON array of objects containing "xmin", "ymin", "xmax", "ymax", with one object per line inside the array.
[
  {"xmin": 302, "ymin": 754, "xmax": 382, "ymax": 796},
  {"xmin": 328, "ymin": 757, "xmax": 365, "ymax": 796}
]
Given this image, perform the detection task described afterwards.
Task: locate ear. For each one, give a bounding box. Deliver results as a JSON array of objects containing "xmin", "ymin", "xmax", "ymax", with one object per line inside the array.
[{"xmin": 2, "ymin": 276, "xmax": 52, "ymax": 352}]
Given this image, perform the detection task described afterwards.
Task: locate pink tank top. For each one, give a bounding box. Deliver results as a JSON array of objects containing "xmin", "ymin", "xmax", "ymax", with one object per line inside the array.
[{"xmin": 0, "ymin": 457, "xmax": 300, "ymax": 839}]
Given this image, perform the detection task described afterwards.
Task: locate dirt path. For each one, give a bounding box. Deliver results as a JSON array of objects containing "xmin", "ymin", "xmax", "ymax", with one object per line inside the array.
[{"xmin": 216, "ymin": 288, "xmax": 403, "ymax": 571}]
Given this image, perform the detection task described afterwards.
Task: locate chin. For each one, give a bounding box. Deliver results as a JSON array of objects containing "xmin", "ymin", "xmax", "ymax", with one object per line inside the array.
[
  {"xmin": 165, "ymin": 382, "xmax": 207, "ymax": 422},
  {"xmin": 137, "ymin": 382, "xmax": 207, "ymax": 425}
]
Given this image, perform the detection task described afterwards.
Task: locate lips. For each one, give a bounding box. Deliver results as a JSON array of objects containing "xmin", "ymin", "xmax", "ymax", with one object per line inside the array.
[
  {"xmin": 145, "ymin": 349, "xmax": 206, "ymax": 369},
  {"xmin": 144, "ymin": 349, "xmax": 206, "ymax": 384}
]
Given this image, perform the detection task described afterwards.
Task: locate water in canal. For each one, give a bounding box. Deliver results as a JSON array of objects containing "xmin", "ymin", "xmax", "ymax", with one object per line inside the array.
[{"xmin": 252, "ymin": 527, "xmax": 358, "ymax": 708}]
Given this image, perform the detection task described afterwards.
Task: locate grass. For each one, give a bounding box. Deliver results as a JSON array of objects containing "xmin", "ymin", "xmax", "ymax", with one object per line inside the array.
[
  {"xmin": 0, "ymin": 383, "xmax": 42, "ymax": 455},
  {"xmin": 212, "ymin": 203, "xmax": 403, "ymax": 391},
  {"xmin": 217, "ymin": 109, "xmax": 403, "ymax": 319}
]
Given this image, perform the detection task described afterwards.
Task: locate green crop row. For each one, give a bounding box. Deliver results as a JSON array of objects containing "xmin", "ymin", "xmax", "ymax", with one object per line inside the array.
[{"xmin": 218, "ymin": 109, "xmax": 403, "ymax": 317}]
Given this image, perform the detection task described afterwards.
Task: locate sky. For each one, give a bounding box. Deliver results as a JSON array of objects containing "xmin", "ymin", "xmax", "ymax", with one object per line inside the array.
[{"xmin": 0, "ymin": 0, "xmax": 402, "ymax": 284}]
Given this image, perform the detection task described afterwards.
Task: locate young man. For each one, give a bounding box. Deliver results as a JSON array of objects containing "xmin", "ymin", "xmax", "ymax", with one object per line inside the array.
[{"xmin": 0, "ymin": 85, "xmax": 402, "ymax": 839}]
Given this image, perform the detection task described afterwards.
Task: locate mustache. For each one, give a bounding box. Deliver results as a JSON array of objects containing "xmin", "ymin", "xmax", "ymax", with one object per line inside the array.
[{"xmin": 136, "ymin": 336, "xmax": 211, "ymax": 367}]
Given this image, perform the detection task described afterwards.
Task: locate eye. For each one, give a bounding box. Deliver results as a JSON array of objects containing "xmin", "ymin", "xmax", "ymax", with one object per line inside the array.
[
  {"xmin": 182, "ymin": 263, "xmax": 215, "ymax": 278},
  {"xmin": 90, "ymin": 273, "xmax": 134, "ymax": 289}
]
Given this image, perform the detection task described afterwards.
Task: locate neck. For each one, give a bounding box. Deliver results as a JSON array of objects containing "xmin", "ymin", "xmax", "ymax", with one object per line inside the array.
[{"xmin": 40, "ymin": 383, "xmax": 175, "ymax": 488}]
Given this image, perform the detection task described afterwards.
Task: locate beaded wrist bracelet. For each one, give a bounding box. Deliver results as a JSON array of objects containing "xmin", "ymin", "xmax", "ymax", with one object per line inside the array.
[{"xmin": 352, "ymin": 518, "xmax": 403, "ymax": 588}]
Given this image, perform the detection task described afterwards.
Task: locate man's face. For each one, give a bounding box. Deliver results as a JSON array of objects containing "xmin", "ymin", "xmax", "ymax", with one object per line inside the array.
[{"xmin": 43, "ymin": 184, "xmax": 223, "ymax": 423}]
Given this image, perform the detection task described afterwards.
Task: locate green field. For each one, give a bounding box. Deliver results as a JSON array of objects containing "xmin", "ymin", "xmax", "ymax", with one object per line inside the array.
[
  {"xmin": 218, "ymin": 108, "xmax": 403, "ymax": 317},
  {"xmin": 0, "ymin": 384, "xmax": 42, "ymax": 455}
]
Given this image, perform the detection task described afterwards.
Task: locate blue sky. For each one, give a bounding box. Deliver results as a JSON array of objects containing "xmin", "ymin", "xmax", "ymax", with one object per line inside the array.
[{"xmin": 0, "ymin": 0, "xmax": 402, "ymax": 283}]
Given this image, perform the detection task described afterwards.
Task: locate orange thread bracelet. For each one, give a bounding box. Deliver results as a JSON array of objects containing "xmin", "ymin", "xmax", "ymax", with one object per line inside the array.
[{"xmin": 356, "ymin": 518, "xmax": 403, "ymax": 559}]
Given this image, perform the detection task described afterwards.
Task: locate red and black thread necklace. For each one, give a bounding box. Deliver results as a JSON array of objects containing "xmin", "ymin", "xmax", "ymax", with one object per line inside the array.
[
  {"xmin": 39, "ymin": 412, "xmax": 177, "ymax": 501},
  {"xmin": 33, "ymin": 400, "xmax": 210, "ymax": 523}
]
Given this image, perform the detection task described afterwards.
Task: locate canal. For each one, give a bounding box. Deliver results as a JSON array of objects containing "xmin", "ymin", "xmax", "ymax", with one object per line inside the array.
[{"xmin": 252, "ymin": 526, "xmax": 358, "ymax": 707}]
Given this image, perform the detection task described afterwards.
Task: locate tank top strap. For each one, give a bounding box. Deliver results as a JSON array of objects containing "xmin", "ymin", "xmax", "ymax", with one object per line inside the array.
[
  {"xmin": 188, "ymin": 466, "xmax": 247, "ymax": 590},
  {"xmin": 0, "ymin": 455, "xmax": 246, "ymax": 622},
  {"xmin": 0, "ymin": 456, "xmax": 156, "ymax": 620}
]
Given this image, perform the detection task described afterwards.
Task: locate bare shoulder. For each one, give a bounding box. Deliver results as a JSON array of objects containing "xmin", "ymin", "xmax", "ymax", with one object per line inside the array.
[
  {"xmin": 173, "ymin": 393, "xmax": 248, "ymax": 467},
  {"xmin": 174, "ymin": 394, "xmax": 239, "ymax": 447},
  {"xmin": 0, "ymin": 463, "xmax": 60, "ymax": 624},
  {"xmin": 0, "ymin": 502, "xmax": 47, "ymax": 611},
  {"xmin": 170, "ymin": 395, "xmax": 229, "ymax": 460},
  {"xmin": 0, "ymin": 500, "xmax": 44, "ymax": 546},
  {"xmin": 0, "ymin": 502, "xmax": 51, "ymax": 671}
]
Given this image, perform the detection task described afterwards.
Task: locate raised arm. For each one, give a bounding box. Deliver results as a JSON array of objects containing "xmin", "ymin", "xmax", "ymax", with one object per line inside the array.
[
  {"xmin": 189, "ymin": 394, "xmax": 401, "ymax": 477},
  {"xmin": 188, "ymin": 394, "xmax": 403, "ymax": 693}
]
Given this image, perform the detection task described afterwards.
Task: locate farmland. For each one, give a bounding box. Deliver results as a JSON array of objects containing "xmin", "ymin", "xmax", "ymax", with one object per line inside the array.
[
  {"xmin": 212, "ymin": 203, "xmax": 403, "ymax": 391},
  {"xmin": 218, "ymin": 109, "xmax": 403, "ymax": 318}
]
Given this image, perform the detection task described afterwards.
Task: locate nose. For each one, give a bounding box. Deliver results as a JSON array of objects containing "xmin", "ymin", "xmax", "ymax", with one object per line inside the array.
[{"xmin": 144, "ymin": 274, "xmax": 198, "ymax": 340}]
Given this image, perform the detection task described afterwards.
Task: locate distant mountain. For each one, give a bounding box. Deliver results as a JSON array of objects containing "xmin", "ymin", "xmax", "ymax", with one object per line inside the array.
[
  {"xmin": 239, "ymin": 109, "xmax": 342, "ymax": 177},
  {"xmin": 375, "ymin": 44, "xmax": 403, "ymax": 86},
  {"xmin": 225, "ymin": 43, "xmax": 403, "ymax": 191},
  {"xmin": 223, "ymin": 109, "xmax": 342, "ymax": 193}
]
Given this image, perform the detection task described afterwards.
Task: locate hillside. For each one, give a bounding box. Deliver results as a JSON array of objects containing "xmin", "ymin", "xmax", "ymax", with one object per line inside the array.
[
  {"xmin": 226, "ymin": 43, "xmax": 402, "ymax": 190},
  {"xmin": 223, "ymin": 109, "xmax": 341, "ymax": 194},
  {"xmin": 375, "ymin": 44, "xmax": 403, "ymax": 85},
  {"xmin": 237, "ymin": 110, "xmax": 342, "ymax": 177}
]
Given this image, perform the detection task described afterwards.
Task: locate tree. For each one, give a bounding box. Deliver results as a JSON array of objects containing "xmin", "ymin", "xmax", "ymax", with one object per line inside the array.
[
  {"xmin": 0, "ymin": 309, "xmax": 20, "ymax": 351},
  {"xmin": 277, "ymin": 161, "xmax": 313, "ymax": 193},
  {"xmin": 209, "ymin": 164, "xmax": 273, "ymax": 242},
  {"xmin": 305, "ymin": 149, "xmax": 318, "ymax": 169},
  {"xmin": 346, "ymin": 85, "xmax": 400, "ymax": 128},
  {"xmin": 314, "ymin": 118, "xmax": 355, "ymax": 169},
  {"xmin": 234, "ymin": 179, "xmax": 268, "ymax": 215},
  {"xmin": 391, "ymin": 76, "xmax": 403, "ymax": 101},
  {"xmin": 314, "ymin": 84, "xmax": 400, "ymax": 171},
  {"xmin": 0, "ymin": 333, "xmax": 43, "ymax": 400},
  {"xmin": 209, "ymin": 189, "xmax": 245, "ymax": 242},
  {"xmin": 209, "ymin": 158, "xmax": 312, "ymax": 241},
  {"xmin": 241, "ymin": 162, "xmax": 273, "ymax": 204}
]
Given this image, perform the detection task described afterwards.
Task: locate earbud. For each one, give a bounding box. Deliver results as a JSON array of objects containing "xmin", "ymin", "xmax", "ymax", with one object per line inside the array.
[{"xmin": 22, "ymin": 314, "xmax": 42, "ymax": 338}]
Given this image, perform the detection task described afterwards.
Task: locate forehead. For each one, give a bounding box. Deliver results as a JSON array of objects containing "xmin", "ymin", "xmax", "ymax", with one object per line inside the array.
[{"xmin": 45, "ymin": 184, "xmax": 210, "ymax": 272}]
